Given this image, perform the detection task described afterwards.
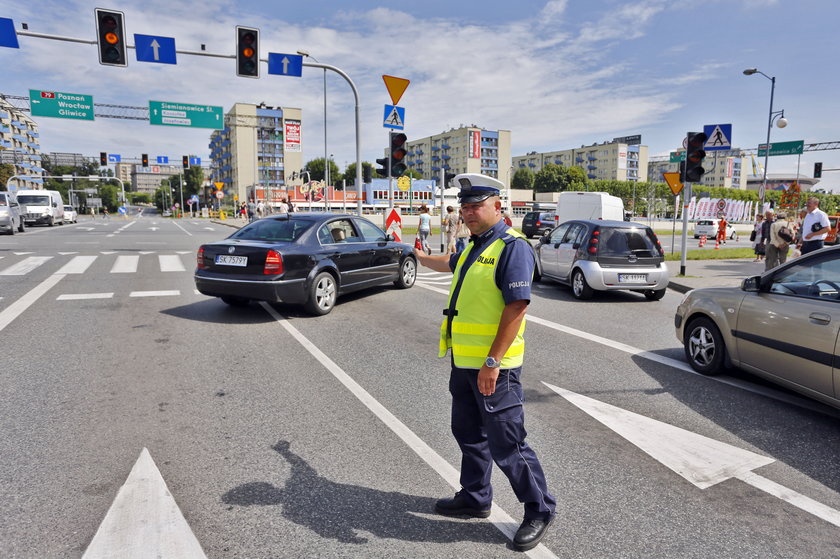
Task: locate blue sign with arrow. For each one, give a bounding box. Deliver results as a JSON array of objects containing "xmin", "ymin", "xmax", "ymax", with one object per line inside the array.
[
  {"xmin": 189, "ymin": 156, "xmax": 201, "ymax": 166},
  {"xmin": 703, "ymin": 123, "xmax": 732, "ymax": 151},
  {"xmin": 0, "ymin": 17, "xmax": 19, "ymax": 49},
  {"xmin": 157, "ymin": 156, "xmax": 169, "ymax": 164},
  {"xmin": 108, "ymin": 154, "xmax": 121, "ymax": 163},
  {"xmin": 134, "ymin": 34, "xmax": 177, "ymax": 65},
  {"xmin": 267, "ymin": 53, "xmax": 303, "ymax": 77}
]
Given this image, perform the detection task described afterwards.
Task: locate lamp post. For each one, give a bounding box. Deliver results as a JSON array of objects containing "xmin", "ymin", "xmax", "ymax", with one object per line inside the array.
[
  {"xmin": 297, "ymin": 50, "xmax": 329, "ymax": 194},
  {"xmin": 743, "ymin": 68, "xmax": 788, "ymax": 211}
]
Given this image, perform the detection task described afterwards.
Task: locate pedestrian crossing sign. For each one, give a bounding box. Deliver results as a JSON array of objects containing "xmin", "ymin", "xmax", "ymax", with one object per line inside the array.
[
  {"xmin": 383, "ymin": 104, "xmax": 405, "ymax": 130},
  {"xmin": 703, "ymin": 123, "xmax": 732, "ymax": 151}
]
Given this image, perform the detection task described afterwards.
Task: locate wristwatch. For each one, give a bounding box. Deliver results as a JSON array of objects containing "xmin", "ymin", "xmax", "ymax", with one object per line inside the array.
[{"xmin": 485, "ymin": 356, "xmax": 501, "ymax": 368}]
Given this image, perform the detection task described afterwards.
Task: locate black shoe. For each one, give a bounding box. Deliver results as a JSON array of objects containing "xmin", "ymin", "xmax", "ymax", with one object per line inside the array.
[
  {"xmin": 434, "ymin": 490, "xmax": 491, "ymax": 518},
  {"xmin": 512, "ymin": 516, "xmax": 554, "ymax": 551}
]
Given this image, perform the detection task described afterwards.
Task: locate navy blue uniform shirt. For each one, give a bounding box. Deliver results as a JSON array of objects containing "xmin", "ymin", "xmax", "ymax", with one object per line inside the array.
[{"xmin": 448, "ymin": 219, "xmax": 535, "ymax": 304}]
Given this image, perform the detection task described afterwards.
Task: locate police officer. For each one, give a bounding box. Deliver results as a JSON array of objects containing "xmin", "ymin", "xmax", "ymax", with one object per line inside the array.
[{"xmin": 414, "ymin": 173, "xmax": 556, "ymax": 552}]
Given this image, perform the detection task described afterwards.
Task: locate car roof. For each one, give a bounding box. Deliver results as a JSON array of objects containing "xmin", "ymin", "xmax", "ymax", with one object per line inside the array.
[{"xmin": 562, "ymin": 219, "xmax": 650, "ymax": 228}]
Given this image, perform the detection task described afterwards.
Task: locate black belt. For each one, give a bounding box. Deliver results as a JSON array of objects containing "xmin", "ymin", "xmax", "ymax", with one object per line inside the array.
[{"xmin": 442, "ymin": 309, "xmax": 458, "ymax": 316}]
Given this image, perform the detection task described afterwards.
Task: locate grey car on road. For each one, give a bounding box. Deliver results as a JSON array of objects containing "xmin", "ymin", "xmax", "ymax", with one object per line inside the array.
[
  {"xmin": 0, "ymin": 192, "xmax": 25, "ymax": 235},
  {"xmin": 675, "ymin": 245, "xmax": 840, "ymax": 410}
]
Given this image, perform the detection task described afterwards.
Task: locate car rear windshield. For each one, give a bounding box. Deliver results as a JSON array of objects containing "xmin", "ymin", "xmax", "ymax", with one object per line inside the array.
[
  {"xmin": 599, "ymin": 227, "xmax": 659, "ymax": 257},
  {"xmin": 230, "ymin": 219, "xmax": 315, "ymax": 242},
  {"xmin": 0, "ymin": 195, "xmax": 7, "ymax": 206},
  {"xmin": 18, "ymin": 195, "xmax": 50, "ymax": 205}
]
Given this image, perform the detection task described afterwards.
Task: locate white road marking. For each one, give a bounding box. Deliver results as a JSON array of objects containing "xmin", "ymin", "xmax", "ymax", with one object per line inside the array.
[
  {"xmin": 139, "ymin": 251, "xmax": 155, "ymax": 255},
  {"xmin": 544, "ymin": 383, "xmax": 840, "ymax": 528},
  {"xmin": 259, "ymin": 302, "xmax": 559, "ymax": 558},
  {"xmin": 13, "ymin": 251, "xmax": 33, "ymax": 255},
  {"xmin": 0, "ymin": 256, "xmax": 53, "ymax": 275},
  {"xmin": 0, "ymin": 274, "xmax": 64, "ymax": 332},
  {"xmin": 82, "ymin": 448, "xmax": 207, "ymax": 559},
  {"xmin": 57, "ymin": 293, "xmax": 114, "ymax": 300},
  {"xmin": 129, "ymin": 290, "xmax": 180, "ymax": 297},
  {"xmin": 171, "ymin": 220, "xmax": 193, "ymax": 236},
  {"xmin": 55, "ymin": 255, "xmax": 97, "ymax": 275},
  {"xmin": 111, "ymin": 255, "xmax": 139, "ymax": 274},
  {"xmin": 159, "ymin": 255, "xmax": 186, "ymax": 272},
  {"xmin": 100, "ymin": 251, "xmax": 117, "ymax": 255},
  {"xmin": 175, "ymin": 250, "xmax": 192, "ymax": 255},
  {"xmin": 57, "ymin": 251, "xmax": 79, "ymax": 255}
]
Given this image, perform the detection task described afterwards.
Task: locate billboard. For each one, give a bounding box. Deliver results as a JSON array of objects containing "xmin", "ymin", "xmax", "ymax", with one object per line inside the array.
[
  {"xmin": 284, "ymin": 120, "xmax": 301, "ymax": 152},
  {"xmin": 469, "ymin": 130, "xmax": 480, "ymax": 159}
]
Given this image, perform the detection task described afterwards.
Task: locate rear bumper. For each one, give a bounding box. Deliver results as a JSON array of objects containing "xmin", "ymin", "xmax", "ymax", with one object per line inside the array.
[
  {"xmin": 578, "ymin": 260, "xmax": 669, "ymax": 291},
  {"xmin": 194, "ymin": 273, "xmax": 308, "ymax": 304}
]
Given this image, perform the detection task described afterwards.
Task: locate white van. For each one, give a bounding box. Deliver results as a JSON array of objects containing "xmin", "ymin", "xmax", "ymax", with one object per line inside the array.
[
  {"xmin": 17, "ymin": 189, "xmax": 65, "ymax": 226},
  {"xmin": 555, "ymin": 191, "xmax": 624, "ymax": 224}
]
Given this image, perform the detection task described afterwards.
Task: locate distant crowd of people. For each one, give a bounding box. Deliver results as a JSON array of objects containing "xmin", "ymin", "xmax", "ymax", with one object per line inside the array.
[
  {"xmin": 238, "ymin": 198, "xmax": 295, "ymax": 221},
  {"xmin": 751, "ymin": 196, "xmax": 831, "ymax": 270}
]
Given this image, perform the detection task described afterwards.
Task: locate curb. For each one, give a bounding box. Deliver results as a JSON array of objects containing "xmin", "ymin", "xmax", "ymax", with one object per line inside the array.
[
  {"xmin": 211, "ymin": 219, "xmax": 242, "ymax": 229},
  {"xmin": 667, "ymin": 281, "xmax": 692, "ymax": 294}
]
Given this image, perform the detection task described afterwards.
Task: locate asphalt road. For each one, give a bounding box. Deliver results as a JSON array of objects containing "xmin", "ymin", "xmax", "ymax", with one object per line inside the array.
[{"xmin": 1, "ymin": 213, "xmax": 839, "ymax": 558}]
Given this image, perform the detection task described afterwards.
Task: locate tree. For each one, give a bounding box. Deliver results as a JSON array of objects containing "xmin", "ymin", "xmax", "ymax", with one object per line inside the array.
[
  {"xmin": 304, "ymin": 158, "xmax": 341, "ymax": 184},
  {"xmin": 0, "ymin": 163, "xmax": 14, "ymax": 190},
  {"xmin": 341, "ymin": 161, "xmax": 374, "ymax": 187},
  {"xmin": 564, "ymin": 166, "xmax": 587, "ymax": 191},
  {"xmin": 511, "ymin": 168, "xmax": 534, "ymax": 190},
  {"xmin": 533, "ymin": 164, "xmax": 565, "ymax": 192}
]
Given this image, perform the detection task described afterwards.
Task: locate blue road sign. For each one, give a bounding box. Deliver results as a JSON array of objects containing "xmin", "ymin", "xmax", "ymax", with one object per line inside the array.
[
  {"xmin": 189, "ymin": 156, "xmax": 201, "ymax": 166},
  {"xmin": 383, "ymin": 104, "xmax": 405, "ymax": 130},
  {"xmin": 157, "ymin": 156, "xmax": 169, "ymax": 164},
  {"xmin": 118, "ymin": 206, "xmax": 127, "ymax": 215},
  {"xmin": 703, "ymin": 123, "xmax": 732, "ymax": 151},
  {"xmin": 0, "ymin": 17, "xmax": 19, "ymax": 49},
  {"xmin": 108, "ymin": 154, "xmax": 121, "ymax": 163},
  {"xmin": 267, "ymin": 53, "xmax": 303, "ymax": 77},
  {"xmin": 134, "ymin": 34, "xmax": 177, "ymax": 65}
]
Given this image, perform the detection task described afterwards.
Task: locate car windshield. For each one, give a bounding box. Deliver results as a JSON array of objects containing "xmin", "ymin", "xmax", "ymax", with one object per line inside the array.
[
  {"xmin": 599, "ymin": 227, "xmax": 659, "ymax": 257},
  {"xmin": 0, "ymin": 196, "xmax": 7, "ymax": 206},
  {"xmin": 64, "ymin": 206, "xmax": 73, "ymax": 211},
  {"xmin": 18, "ymin": 195, "xmax": 50, "ymax": 205},
  {"xmin": 230, "ymin": 218, "xmax": 314, "ymax": 242}
]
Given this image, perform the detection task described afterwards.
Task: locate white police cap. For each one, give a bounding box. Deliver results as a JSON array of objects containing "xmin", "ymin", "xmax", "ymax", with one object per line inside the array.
[{"xmin": 454, "ymin": 173, "xmax": 504, "ymax": 204}]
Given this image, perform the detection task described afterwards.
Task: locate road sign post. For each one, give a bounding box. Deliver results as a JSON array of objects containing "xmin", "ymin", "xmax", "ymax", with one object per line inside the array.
[{"xmin": 148, "ymin": 100, "xmax": 223, "ymax": 129}]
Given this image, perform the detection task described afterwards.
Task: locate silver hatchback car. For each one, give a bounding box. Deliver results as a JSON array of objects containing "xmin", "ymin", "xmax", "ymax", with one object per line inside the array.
[
  {"xmin": 675, "ymin": 245, "xmax": 840, "ymax": 410},
  {"xmin": 0, "ymin": 192, "xmax": 25, "ymax": 235}
]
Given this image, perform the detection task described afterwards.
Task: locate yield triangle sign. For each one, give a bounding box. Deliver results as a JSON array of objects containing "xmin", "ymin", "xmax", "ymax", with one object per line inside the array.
[{"xmin": 382, "ymin": 75, "xmax": 410, "ymax": 105}]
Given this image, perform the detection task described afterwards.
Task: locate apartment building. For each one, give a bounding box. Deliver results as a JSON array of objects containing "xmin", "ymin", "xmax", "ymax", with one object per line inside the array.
[
  {"xmin": 208, "ymin": 103, "xmax": 303, "ymax": 206},
  {"xmin": 402, "ymin": 126, "xmax": 512, "ymax": 182},
  {"xmin": 513, "ymin": 136, "xmax": 648, "ymax": 183},
  {"xmin": 0, "ymin": 97, "xmax": 44, "ymax": 191}
]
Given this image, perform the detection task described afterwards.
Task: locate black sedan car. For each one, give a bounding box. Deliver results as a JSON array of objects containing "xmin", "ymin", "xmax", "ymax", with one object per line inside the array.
[{"xmin": 195, "ymin": 213, "xmax": 417, "ymax": 315}]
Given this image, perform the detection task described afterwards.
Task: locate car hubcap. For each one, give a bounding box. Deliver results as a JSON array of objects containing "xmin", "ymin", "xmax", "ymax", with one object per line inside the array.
[
  {"xmin": 688, "ymin": 326, "xmax": 715, "ymax": 366},
  {"xmin": 403, "ymin": 260, "xmax": 416, "ymax": 285},
  {"xmin": 315, "ymin": 277, "xmax": 335, "ymax": 309},
  {"xmin": 573, "ymin": 273, "xmax": 583, "ymax": 295}
]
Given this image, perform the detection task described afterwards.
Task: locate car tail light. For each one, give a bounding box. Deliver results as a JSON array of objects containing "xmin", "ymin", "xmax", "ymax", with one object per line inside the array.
[
  {"xmin": 588, "ymin": 228, "xmax": 600, "ymax": 255},
  {"xmin": 650, "ymin": 232, "xmax": 664, "ymax": 256},
  {"xmin": 264, "ymin": 249, "xmax": 284, "ymax": 275},
  {"xmin": 536, "ymin": 220, "xmax": 542, "ymax": 226},
  {"xmin": 196, "ymin": 246, "xmax": 206, "ymax": 269}
]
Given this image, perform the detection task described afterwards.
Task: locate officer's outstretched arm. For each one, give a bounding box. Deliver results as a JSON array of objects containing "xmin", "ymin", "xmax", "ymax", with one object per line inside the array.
[{"xmin": 414, "ymin": 248, "xmax": 452, "ymax": 273}]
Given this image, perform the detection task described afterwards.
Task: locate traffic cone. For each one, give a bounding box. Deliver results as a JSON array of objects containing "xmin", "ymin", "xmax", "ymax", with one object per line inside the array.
[
  {"xmin": 714, "ymin": 238, "xmax": 720, "ymax": 249},
  {"xmin": 699, "ymin": 234, "xmax": 706, "ymax": 247}
]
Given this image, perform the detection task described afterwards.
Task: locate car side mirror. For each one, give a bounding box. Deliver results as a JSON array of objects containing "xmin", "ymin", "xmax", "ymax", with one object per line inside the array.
[
  {"xmin": 53, "ymin": 202, "xmax": 57, "ymax": 207},
  {"xmin": 385, "ymin": 233, "xmax": 395, "ymax": 242},
  {"xmin": 538, "ymin": 235, "xmax": 549, "ymax": 244},
  {"xmin": 741, "ymin": 275, "xmax": 761, "ymax": 292}
]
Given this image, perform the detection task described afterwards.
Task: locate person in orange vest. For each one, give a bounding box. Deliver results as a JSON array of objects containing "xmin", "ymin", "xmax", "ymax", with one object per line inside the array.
[{"xmin": 717, "ymin": 215, "xmax": 728, "ymax": 244}]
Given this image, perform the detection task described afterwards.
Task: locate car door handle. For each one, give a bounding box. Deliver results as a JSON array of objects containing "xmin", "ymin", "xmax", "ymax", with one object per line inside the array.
[{"xmin": 809, "ymin": 312, "xmax": 831, "ymax": 325}]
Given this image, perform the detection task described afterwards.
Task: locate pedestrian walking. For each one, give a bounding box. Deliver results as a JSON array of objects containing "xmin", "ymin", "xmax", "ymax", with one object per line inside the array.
[
  {"xmin": 277, "ymin": 198, "xmax": 289, "ymax": 213},
  {"xmin": 800, "ymin": 197, "xmax": 831, "ymax": 255},
  {"xmin": 752, "ymin": 214, "xmax": 764, "ymax": 262},
  {"xmin": 455, "ymin": 210, "xmax": 470, "ymax": 252},
  {"xmin": 247, "ymin": 198, "xmax": 257, "ymax": 222},
  {"xmin": 257, "ymin": 200, "xmax": 265, "ymax": 218},
  {"xmin": 412, "ymin": 173, "xmax": 556, "ymax": 552},
  {"xmin": 765, "ymin": 211, "xmax": 792, "ymax": 271},
  {"xmin": 417, "ymin": 204, "xmax": 432, "ymax": 255},
  {"xmin": 444, "ymin": 206, "xmax": 458, "ymax": 253}
]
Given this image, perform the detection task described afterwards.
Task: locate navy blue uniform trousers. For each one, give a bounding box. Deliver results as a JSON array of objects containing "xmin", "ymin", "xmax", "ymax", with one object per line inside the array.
[{"xmin": 449, "ymin": 364, "xmax": 556, "ymax": 520}]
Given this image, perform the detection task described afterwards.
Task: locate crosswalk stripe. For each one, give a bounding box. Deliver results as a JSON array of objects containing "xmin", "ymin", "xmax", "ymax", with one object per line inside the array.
[
  {"xmin": 159, "ymin": 255, "xmax": 186, "ymax": 272},
  {"xmin": 55, "ymin": 255, "xmax": 97, "ymax": 275},
  {"xmin": 0, "ymin": 256, "xmax": 53, "ymax": 275},
  {"xmin": 111, "ymin": 255, "xmax": 139, "ymax": 274}
]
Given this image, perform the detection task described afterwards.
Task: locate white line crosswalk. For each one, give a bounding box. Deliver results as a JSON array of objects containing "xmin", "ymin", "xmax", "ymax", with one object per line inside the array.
[
  {"xmin": 0, "ymin": 252, "xmax": 194, "ymax": 278},
  {"xmin": 0, "ymin": 256, "xmax": 53, "ymax": 276}
]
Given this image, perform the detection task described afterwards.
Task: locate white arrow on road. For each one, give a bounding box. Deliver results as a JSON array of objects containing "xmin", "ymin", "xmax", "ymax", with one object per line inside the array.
[
  {"xmin": 203, "ymin": 227, "xmax": 215, "ymax": 231},
  {"xmin": 543, "ymin": 383, "xmax": 840, "ymax": 527},
  {"xmin": 82, "ymin": 448, "xmax": 206, "ymax": 559},
  {"xmin": 150, "ymin": 39, "xmax": 160, "ymax": 60}
]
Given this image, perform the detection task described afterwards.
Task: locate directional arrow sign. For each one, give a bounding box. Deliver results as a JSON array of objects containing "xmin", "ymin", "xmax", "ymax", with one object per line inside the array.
[
  {"xmin": 29, "ymin": 89, "xmax": 94, "ymax": 121},
  {"xmin": 134, "ymin": 34, "xmax": 177, "ymax": 64},
  {"xmin": 149, "ymin": 101, "xmax": 223, "ymax": 130},
  {"xmin": 267, "ymin": 53, "xmax": 303, "ymax": 77},
  {"xmin": 543, "ymin": 383, "xmax": 840, "ymax": 527}
]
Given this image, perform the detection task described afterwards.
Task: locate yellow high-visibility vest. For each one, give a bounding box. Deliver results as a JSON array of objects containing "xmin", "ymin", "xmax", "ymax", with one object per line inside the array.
[{"xmin": 439, "ymin": 228, "xmax": 526, "ymax": 368}]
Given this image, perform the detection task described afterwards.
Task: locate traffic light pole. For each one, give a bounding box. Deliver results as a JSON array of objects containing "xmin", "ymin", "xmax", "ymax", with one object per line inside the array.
[
  {"xmin": 440, "ymin": 167, "xmax": 445, "ymax": 253},
  {"xmin": 680, "ymin": 183, "xmax": 691, "ymax": 276},
  {"xmin": 388, "ymin": 139, "xmax": 393, "ymax": 210}
]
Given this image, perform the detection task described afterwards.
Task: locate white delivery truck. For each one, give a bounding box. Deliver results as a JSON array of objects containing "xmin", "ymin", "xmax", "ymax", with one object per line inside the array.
[
  {"xmin": 16, "ymin": 189, "xmax": 65, "ymax": 226},
  {"xmin": 555, "ymin": 191, "xmax": 624, "ymax": 224}
]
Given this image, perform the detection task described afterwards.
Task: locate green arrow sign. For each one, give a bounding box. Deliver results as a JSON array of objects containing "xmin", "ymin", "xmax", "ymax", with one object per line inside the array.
[
  {"xmin": 148, "ymin": 100, "xmax": 224, "ymax": 129},
  {"xmin": 29, "ymin": 89, "xmax": 94, "ymax": 121},
  {"xmin": 757, "ymin": 140, "xmax": 804, "ymax": 157}
]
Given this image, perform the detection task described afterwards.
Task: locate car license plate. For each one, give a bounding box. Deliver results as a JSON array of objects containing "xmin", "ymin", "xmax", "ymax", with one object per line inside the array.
[
  {"xmin": 215, "ymin": 255, "xmax": 247, "ymax": 267},
  {"xmin": 618, "ymin": 273, "xmax": 647, "ymax": 283}
]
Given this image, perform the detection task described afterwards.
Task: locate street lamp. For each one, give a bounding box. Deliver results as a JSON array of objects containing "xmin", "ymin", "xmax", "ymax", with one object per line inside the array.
[
  {"xmin": 297, "ymin": 50, "xmax": 329, "ymax": 193},
  {"xmin": 743, "ymin": 68, "xmax": 789, "ymax": 210}
]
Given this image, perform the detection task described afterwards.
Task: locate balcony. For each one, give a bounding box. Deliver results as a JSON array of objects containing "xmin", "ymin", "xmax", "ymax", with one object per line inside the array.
[
  {"xmin": 0, "ymin": 126, "xmax": 9, "ymax": 133},
  {"xmin": 442, "ymin": 154, "xmax": 451, "ymax": 160},
  {"xmin": 587, "ymin": 165, "xmax": 597, "ymax": 170},
  {"xmin": 587, "ymin": 174, "xmax": 597, "ymax": 179},
  {"xmin": 431, "ymin": 155, "xmax": 440, "ymax": 161},
  {"xmin": 431, "ymin": 166, "xmax": 441, "ymax": 171},
  {"xmin": 441, "ymin": 143, "xmax": 450, "ymax": 150},
  {"xmin": 528, "ymin": 162, "xmax": 536, "ymax": 167},
  {"xmin": 431, "ymin": 146, "xmax": 440, "ymax": 152},
  {"xmin": 443, "ymin": 164, "xmax": 451, "ymax": 170},
  {"xmin": 575, "ymin": 157, "xmax": 584, "ymax": 163},
  {"xmin": 587, "ymin": 155, "xmax": 597, "ymax": 161}
]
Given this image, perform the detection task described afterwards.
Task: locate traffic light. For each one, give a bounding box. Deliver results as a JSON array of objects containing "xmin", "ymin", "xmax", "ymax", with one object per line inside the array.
[
  {"xmin": 363, "ymin": 165, "xmax": 372, "ymax": 184},
  {"xmin": 683, "ymin": 132, "xmax": 707, "ymax": 183},
  {"xmin": 236, "ymin": 26, "xmax": 259, "ymax": 78},
  {"xmin": 814, "ymin": 162, "xmax": 823, "ymax": 178},
  {"xmin": 375, "ymin": 155, "xmax": 389, "ymax": 178},
  {"xmin": 444, "ymin": 173, "xmax": 457, "ymax": 187},
  {"xmin": 100, "ymin": 152, "xmax": 107, "ymax": 166},
  {"xmin": 95, "ymin": 9, "xmax": 127, "ymax": 67},
  {"xmin": 141, "ymin": 153, "xmax": 149, "ymax": 167},
  {"xmin": 389, "ymin": 132, "xmax": 408, "ymax": 177},
  {"xmin": 183, "ymin": 155, "xmax": 190, "ymax": 169}
]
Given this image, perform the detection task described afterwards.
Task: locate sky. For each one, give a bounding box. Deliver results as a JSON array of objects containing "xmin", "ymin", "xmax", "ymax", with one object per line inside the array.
[{"xmin": 2, "ymin": 0, "xmax": 839, "ymax": 191}]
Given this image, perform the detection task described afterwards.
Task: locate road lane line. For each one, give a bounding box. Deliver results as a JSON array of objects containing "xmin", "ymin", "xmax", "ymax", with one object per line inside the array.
[
  {"xmin": 735, "ymin": 471, "xmax": 840, "ymax": 528},
  {"xmin": 415, "ymin": 282, "xmax": 837, "ymax": 417},
  {"xmin": 130, "ymin": 290, "xmax": 180, "ymax": 297},
  {"xmin": 57, "ymin": 293, "xmax": 114, "ymax": 300},
  {"xmin": 258, "ymin": 302, "xmax": 559, "ymax": 559},
  {"xmin": 55, "ymin": 255, "xmax": 97, "ymax": 274},
  {"xmin": 0, "ymin": 256, "xmax": 53, "ymax": 275},
  {"xmin": 0, "ymin": 274, "xmax": 64, "ymax": 332},
  {"xmin": 111, "ymin": 255, "xmax": 139, "ymax": 274},
  {"xmin": 159, "ymin": 255, "xmax": 186, "ymax": 272},
  {"xmin": 171, "ymin": 220, "xmax": 193, "ymax": 236}
]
